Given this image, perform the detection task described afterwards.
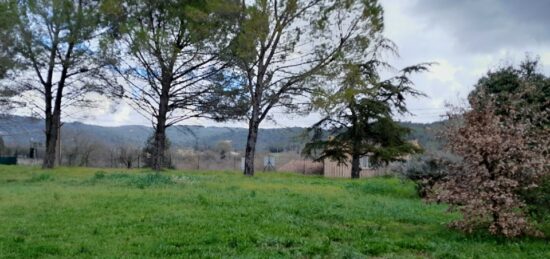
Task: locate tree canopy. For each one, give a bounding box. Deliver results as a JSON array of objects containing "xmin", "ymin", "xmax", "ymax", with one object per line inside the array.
[
  {"xmin": 102, "ymin": 0, "xmax": 242, "ymax": 170},
  {"xmin": 0, "ymin": 0, "xmax": 18, "ymax": 78},
  {"xmin": 470, "ymin": 57, "xmax": 550, "ymax": 128},
  {"xmin": 228, "ymin": 0, "xmax": 387, "ymax": 176},
  {"xmin": 2, "ymin": 0, "xmax": 114, "ymax": 168},
  {"xmin": 303, "ymin": 60, "xmax": 429, "ymax": 178}
]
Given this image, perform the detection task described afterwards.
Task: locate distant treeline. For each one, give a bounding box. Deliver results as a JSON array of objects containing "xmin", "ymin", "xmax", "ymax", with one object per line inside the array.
[{"xmin": 0, "ymin": 115, "xmax": 444, "ymax": 155}]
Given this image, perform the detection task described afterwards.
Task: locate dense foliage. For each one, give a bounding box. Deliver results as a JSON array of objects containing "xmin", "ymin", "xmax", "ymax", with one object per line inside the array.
[
  {"xmin": 432, "ymin": 60, "xmax": 550, "ymax": 237},
  {"xmin": 396, "ymin": 154, "xmax": 449, "ymax": 198},
  {"xmin": 0, "ymin": 0, "xmax": 17, "ymax": 77},
  {"xmin": 470, "ymin": 58, "xmax": 550, "ymax": 124},
  {"xmin": 0, "ymin": 1, "xmax": 22, "ymax": 113},
  {"xmin": 520, "ymin": 175, "xmax": 550, "ymax": 223}
]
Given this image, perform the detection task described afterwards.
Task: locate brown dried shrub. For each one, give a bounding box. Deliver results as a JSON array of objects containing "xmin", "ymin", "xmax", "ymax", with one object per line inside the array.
[{"xmin": 431, "ymin": 89, "xmax": 549, "ymax": 237}]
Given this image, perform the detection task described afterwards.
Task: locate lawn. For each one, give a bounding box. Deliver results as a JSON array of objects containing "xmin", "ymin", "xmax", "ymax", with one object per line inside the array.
[{"xmin": 0, "ymin": 165, "xmax": 548, "ymax": 258}]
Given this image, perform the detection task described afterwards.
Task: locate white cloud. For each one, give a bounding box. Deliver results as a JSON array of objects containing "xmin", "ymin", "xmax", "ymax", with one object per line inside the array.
[
  {"xmin": 426, "ymin": 60, "xmax": 462, "ymax": 83},
  {"xmin": 538, "ymin": 51, "xmax": 550, "ymax": 69}
]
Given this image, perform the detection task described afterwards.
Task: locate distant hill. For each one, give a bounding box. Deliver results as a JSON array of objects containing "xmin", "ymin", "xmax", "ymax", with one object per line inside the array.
[
  {"xmin": 400, "ymin": 121, "xmax": 446, "ymax": 154},
  {"xmin": 0, "ymin": 115, "xmax": 444, "ymax": 152},
  {"xmin": 0, "ymin": 115, "xmax": 307, "ymax": 152}
]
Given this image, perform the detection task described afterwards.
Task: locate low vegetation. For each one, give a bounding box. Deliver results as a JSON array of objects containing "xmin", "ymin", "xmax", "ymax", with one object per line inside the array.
[
  {"xmin": 396, "ymin": 154, "xmax": 449, "ymax": 198},
  {"xmin": 0, "ymin": 165, "xmax": 548, "ymax": 258}
]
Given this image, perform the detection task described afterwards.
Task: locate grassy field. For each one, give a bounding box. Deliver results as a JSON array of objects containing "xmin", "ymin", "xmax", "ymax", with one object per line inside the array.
[{"xmin": 0, "ymin": 165, "xmax": 548, "ymax": 258}]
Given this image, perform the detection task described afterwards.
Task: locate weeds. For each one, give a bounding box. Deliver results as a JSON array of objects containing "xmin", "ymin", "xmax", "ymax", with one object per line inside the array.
[
  {"xmin": 88, "ymin": 172, "xmax": 176, "ymax": 188},
  {"xmin": 26, "ymin": 173, "xmax": 53, "ymax": 183}
]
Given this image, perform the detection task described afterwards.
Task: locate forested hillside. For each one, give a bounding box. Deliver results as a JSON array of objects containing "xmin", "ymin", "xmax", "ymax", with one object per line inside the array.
[
  {"xmin": 0, "ymin": 116, "xmax": 307, "ymax": 152},
  {"xmin": 0, "ymin": 115, "xmax": 442, "ymax": 153}
]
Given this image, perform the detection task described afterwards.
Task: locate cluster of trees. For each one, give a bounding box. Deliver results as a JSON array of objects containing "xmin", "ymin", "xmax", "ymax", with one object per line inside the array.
[
  {"xmin": 61, "ymin": 130, "xmax": 143, "ymax": 168},
  {"xmin": 1, "ymin": 0, "xmax": 425, "ymax": 176},
  {"xmin": 2, "ymin": 0, "xmax": 545, "ymax": 241}
]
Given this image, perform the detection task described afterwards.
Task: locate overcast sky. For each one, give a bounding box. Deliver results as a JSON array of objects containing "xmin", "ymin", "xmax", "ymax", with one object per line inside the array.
[{"xmin": 77, "ymin": 0, "xmax": 550, "ymax": 128}]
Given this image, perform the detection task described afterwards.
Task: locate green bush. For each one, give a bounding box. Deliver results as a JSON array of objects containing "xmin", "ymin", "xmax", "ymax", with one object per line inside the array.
[
  {"xmin": 396, "ymin": 155, "xmax": 448, "ymax": 198},
  {"xmin": 520, "ymin": 175, "xmax": 550, "ymax": 222}
]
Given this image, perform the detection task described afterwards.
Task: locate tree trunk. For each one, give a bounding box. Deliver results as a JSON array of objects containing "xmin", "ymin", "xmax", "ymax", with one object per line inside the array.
[
  {"xmin": 43, "ymin": 43, "xmax": 70, "ymax": 169},
  {"xmin": 244, "ymin": 119, "xmax": 259, "ymax": 176},
  {"xmin": 43, "ymin": 95, "xmax": 62, "ymax": 169},
  {"xmin": 349, "ymin": 106, "xmax": 363, "ymax": 179},
  {"xmin": 43, "ymin": 113, "xmax": 59, "ymax": 169},
  {"xmin": 152, "ymin": 117, "xmax": 167, "ymax": 171},
  {"xmin": 152, "ymin": 87, "xmax": 169, "ymax": 171},
  {"xmin": 351, "ymin": 154, "xmax": 361, "ymax": 179}
]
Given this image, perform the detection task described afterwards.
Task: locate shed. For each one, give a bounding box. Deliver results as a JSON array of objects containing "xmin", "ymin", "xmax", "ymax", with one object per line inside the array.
[{"xmin": 323, "ymin": 156, "xmax": 378, "ymax": 178}]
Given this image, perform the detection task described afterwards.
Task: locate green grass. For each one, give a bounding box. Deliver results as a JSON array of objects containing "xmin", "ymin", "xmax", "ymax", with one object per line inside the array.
[{"xmin": 0, "ymin": 165, "xmax": 548, "ymax": 258}]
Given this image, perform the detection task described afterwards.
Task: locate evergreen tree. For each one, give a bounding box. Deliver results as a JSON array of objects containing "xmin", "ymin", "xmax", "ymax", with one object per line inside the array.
[
  {"xmin": 303, "ymin": 61, "xmax": 429, "ymax": 178},
  {"xmin": 470, "ymin": 57, "xmax": 549, "ymax": 129}
]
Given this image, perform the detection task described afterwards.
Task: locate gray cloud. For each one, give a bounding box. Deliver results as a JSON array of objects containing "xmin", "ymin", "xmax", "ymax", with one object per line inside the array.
[
  {"xmin": 57, "ymin": 0, "xmax": 550, "ymax": 126},
  {"xmin": 411, "ymin": 0, "xmax": 550, "ymax": 52}
]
